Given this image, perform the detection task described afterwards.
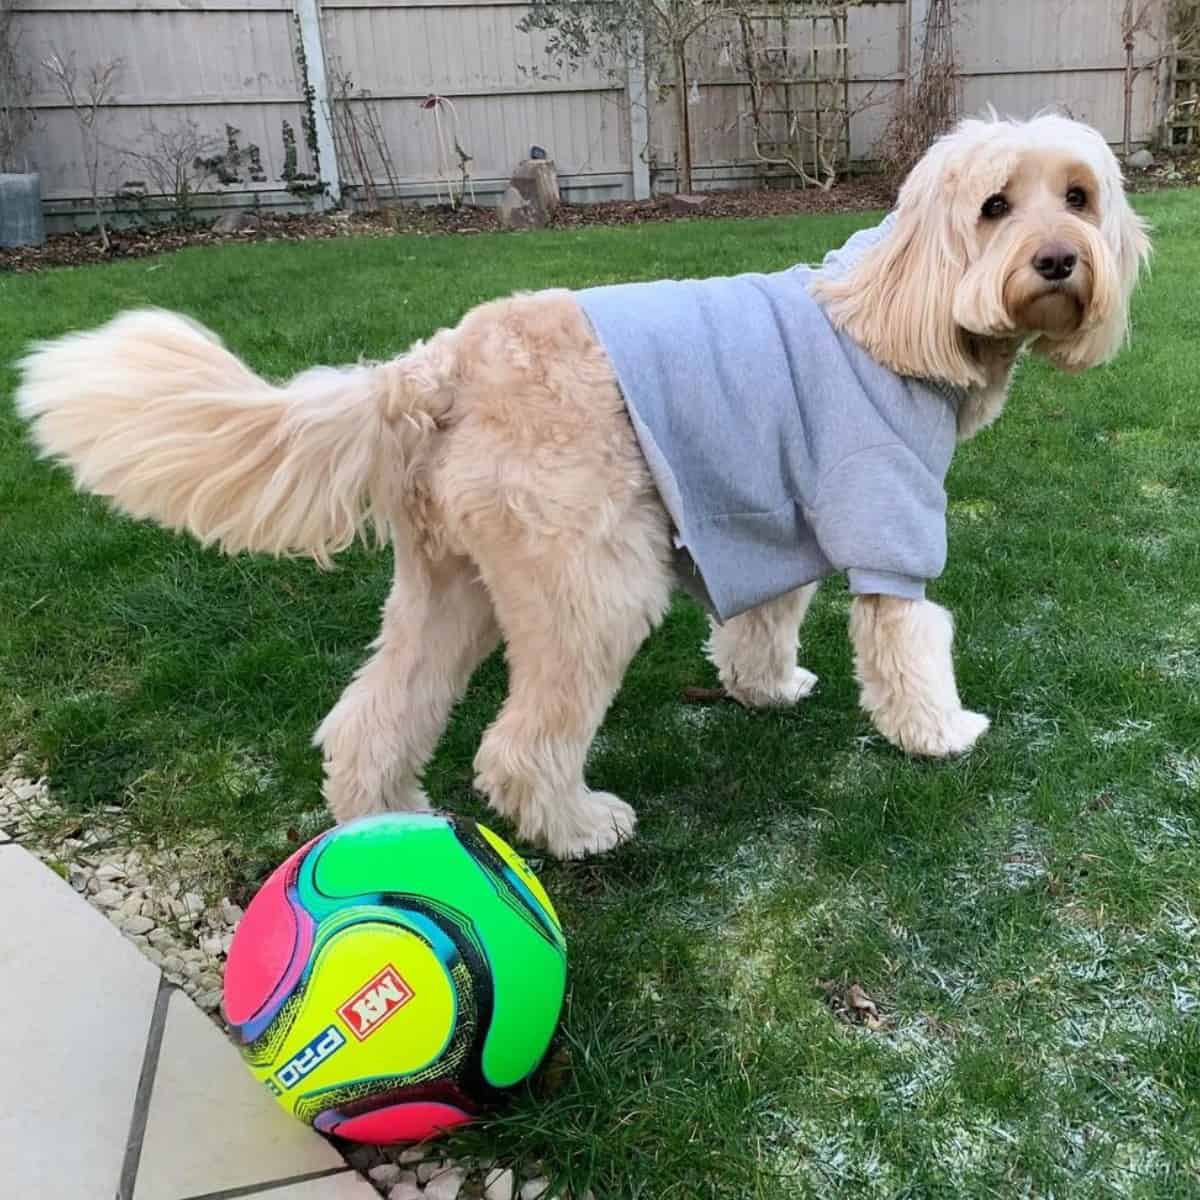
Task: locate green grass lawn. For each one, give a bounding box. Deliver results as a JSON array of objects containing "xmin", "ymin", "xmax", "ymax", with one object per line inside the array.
[{"xmin": 2, "ymin": 195, "xmax": 1199, "ymax": 1198}]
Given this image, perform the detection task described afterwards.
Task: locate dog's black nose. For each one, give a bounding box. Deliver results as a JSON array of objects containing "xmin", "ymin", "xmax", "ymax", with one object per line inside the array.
[{"xmin": 1033, "ymin": 243, "xmax": 1077, "ymax": 281}]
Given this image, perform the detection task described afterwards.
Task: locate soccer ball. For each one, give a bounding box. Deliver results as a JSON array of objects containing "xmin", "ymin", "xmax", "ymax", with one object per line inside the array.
[{"xmin": 222, "ymin": 812, "xmax": 567, "ymax": 1143}]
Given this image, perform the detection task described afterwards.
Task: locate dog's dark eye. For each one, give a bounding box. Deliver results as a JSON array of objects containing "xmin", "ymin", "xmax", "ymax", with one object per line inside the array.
[
  {"xmin": 1066, "ymin": 186, "xmax": 1088, "ymax": 209},
  {"xmin": 981, "ymin": 194, "xmax": 1009, "ymax": 219}
]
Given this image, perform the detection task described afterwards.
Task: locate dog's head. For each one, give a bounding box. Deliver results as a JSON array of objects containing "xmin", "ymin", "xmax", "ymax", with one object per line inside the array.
[{"xmin": 812, "ymin": 113, "xmax": 1151, "ymax": 395}]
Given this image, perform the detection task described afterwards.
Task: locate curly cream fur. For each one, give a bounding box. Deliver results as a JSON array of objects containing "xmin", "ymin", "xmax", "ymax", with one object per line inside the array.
[{"xmin": 13, "ymin": 114, "xmax": 1149, "ymax": 859}]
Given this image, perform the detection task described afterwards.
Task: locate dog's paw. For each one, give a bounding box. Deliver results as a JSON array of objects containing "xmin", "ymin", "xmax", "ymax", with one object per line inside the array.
[
  {"xmin": 890, "ymin": 708, "xmax": 991, "ymax": 758},
  {"xmin": 779, "ymin": 666, "xmax": 819, "ymax": 704},
  {"xmin": 547, "ymin": 792, "xmax": 637, "ymax": 860},
  {"xmin": 728, "ymin": 666, "xmax": 819, "ymax": 709}
]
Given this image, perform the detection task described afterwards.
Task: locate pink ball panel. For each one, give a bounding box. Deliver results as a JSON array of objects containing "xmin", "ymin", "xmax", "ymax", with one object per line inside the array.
[
  {"xmin": 222, "ymin": 834, "xmax": 323, "ymax": 1027},
  {"xmin": 332, "ymin": 1101, "xmax": 474, "ymax": 1144}
]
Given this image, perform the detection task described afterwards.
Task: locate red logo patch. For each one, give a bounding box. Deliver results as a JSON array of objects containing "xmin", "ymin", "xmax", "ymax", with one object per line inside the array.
[{"xmin": 337, "ymin": 965, "xmax": 414, "ymax": 1041}]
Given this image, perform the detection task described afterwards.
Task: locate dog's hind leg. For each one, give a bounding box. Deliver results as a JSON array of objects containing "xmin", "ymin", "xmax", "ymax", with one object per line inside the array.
[
  {"xmin": 706, "ymin": 584, "xmax": 820, "ymax": 708},
  {"xmin": 315, "ymin": 532, "xmax": 499, "ymax": 822},
  {"xmin": 469, "ymin": 506, "xmax": 673, "ymax": 860}
]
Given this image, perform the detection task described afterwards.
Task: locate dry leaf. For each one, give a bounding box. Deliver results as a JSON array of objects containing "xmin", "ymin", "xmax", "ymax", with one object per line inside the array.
[
  {"xmin": 533, "ymin": 1044, "xmax": 572, "ymax": 1097},
  {"xmin": 847, "ymin": 983, "xmax": 878, "ymax": 1019},
  {"xmin": 819, "ymin": 979, "xmax": 889, "ymax": 1030}
]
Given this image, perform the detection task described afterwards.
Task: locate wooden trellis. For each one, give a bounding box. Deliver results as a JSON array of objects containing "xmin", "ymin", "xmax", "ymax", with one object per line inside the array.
[
  {"xmin": 736, "ymin": 2, "xmax": 852, "ymax": 188},
  {"xmin": 1169, "ymin": 51, "xmax": 1200, "ymax": 145},
  {"xmin": 1165, "ymin": 0, "xmax": 1200, "ymax": 146}
]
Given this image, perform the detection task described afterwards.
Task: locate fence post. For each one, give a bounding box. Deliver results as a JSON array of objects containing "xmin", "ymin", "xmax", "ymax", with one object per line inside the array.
[
  {"xmin": 626, "ymin": 28, "xmax": 652, "ymax": 200},
  {"xmin": 294, "ymin": 0, "xmax": 342, "ymax": 206}
]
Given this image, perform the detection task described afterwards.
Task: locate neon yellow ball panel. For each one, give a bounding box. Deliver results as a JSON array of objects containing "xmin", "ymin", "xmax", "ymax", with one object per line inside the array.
[{"xmin": 477, "ymin": 823, "xmax": 561, "ymax": 933}]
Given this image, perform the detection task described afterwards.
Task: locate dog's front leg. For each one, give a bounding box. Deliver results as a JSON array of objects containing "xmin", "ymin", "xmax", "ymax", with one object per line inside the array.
[
  {"xmin": 849, "ymin": 594, "xmax": 989, "ymax": 757},
  {"xmin": 706, "ymin": 584, "xmax": 820, "ymax": 708}
]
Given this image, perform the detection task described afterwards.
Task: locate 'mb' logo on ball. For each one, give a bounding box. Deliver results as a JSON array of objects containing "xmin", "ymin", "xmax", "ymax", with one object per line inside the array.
[{"xmin": 338, "ymin": 964, "xmax": 414, "ymax": 1040}]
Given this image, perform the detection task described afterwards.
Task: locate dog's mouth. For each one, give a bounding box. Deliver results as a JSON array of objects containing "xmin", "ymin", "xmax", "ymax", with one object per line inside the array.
[
  {"xmin": 1018, "ymin": 284, "xmax": 1086, "ymax": 335},
  {"xmin": 1005, "ymin": 263, "xmax": 1092, "ymax": 336}
]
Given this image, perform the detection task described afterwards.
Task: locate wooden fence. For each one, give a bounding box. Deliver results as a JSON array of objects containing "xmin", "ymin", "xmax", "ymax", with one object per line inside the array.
[{"xmin": 7, "ymin": 0, "xmax": 1177, "ymax": 228}]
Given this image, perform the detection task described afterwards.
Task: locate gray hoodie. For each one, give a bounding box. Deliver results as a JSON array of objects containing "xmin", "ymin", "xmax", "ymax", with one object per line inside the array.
[{"xmin": 574, "ymin": 215, "xmax": 965, "ymax": 622}]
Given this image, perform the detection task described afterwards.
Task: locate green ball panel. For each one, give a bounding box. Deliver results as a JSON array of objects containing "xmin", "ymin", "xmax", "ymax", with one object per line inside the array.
[{"xmin": 309, "ymin": 814, "xmax": 567, "ymax": 1089}]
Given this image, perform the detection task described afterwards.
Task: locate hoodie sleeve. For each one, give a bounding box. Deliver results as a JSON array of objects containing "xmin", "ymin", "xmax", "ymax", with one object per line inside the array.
[{"xmin": 805, "ymin": 441, "xmax": 948, "ymax": 599}]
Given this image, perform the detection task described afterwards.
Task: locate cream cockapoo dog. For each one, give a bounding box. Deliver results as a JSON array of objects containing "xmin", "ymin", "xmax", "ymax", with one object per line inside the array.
[{"xmin": 15, "ymin": 114, "xmax": 1150, "ymax": 860}]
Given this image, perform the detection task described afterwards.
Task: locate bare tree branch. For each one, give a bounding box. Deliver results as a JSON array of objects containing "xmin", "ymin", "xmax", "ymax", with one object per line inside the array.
[
  {"xmin": 0, "ymin": 0, "xmax": 35, "ymax": 171},
  {"xmin": 121, "ymin": 118, "xmax": 223, "ymax": 226},
  {"xmin": 42, "ymin": 47, "xmax": 122, "ymax": 249}
]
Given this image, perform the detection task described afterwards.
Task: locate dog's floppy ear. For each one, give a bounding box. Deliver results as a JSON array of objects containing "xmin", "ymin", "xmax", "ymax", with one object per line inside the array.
[
  {"xmin": 810, "ymin": 134, "xmax": 985, "ymax": 390},
  {"xmin": 1033, "ymin": 143, "xmax": 1151, "ymax": 372}
]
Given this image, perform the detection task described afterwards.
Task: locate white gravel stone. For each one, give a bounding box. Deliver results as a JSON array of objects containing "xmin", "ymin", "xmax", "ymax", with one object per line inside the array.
[
  {"xmin": 425, "ymin": 1166, "xmax": 466, "ymax": 1200},
  {"xmin": 199, "ymin": 935, "xmax": 225, "ymax": 958},
  {"xmin": 397, "ymin": 1148, "xmax": 425, "ymax": 1166},
  {"xmin": 182, "ymin": 891, "xmax": 205, "ymax": 915},
  {"xmin": 92, "ymin": 888, "xmax": 125, "ymax": 910},
  {"xmin": 387, "ymin": 1183, "xmax": 423, "ymax": 1200},
  {"xmin": 195, "ymin": 989, "xmax": 223, "ymax": 1012},
  {"xmin": 220, "ymin": 899, "xmax": 244, "ymax": 926},
  {"xmin": 119, "ymin": 915, "xmax": 156, "ymax": 936},
  {"xmin": 484, "ymin": 1167, "xmax": 516, "ymax": 1200},
  {"xmin": 94, "ymin": 863, "xmax": 125, "ymax": 882},
  {"xmin": 182, "ymin": 961, "xmax": 203, "ymax": 980},
  {"xmin": 7, "ymin": 779, "xmax": 40, "ymax": 802},
  {"xmin": 417, "ymin": 1160, "xmax": 444, "ymax": 1183},
  {"xmin": 68, "ymin": 865, "xmax": 89, "ymax": 891},
  {"xmin": 160, "ymin": 954, "xmax": 184, "ymax": 974},
  {"xmin": 368, "ymin": 1164, "xmax": 403, "ymax": 1186},
  {"xmin": 146, "ymin": 927, "xmax": 174, "ymax": 949},
  {"xmin": 520, "ymin": 1179, "xmax": 552, "ymax": 1200}
]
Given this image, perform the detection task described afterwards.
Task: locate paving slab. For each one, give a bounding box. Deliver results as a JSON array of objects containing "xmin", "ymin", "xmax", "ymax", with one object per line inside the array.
[
  {"xmin": 0, "ymin": 845, "xmax": 160, "ymax": 1199},
  {"xmin": 232, "ymin": 1169, "xmax": 381, "ymax": 1199},
  {"xmin": 134, "ymin": 980, "xmax": 347, "ymax": 1200}
]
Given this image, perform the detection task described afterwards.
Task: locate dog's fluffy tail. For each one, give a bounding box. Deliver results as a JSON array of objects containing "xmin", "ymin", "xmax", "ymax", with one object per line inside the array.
[{"xmin": 15, "ymin": 309, "xmax": 453, "ymax": 563}]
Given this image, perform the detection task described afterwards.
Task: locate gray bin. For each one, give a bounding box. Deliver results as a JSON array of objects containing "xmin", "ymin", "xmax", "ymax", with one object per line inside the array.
[{"xmin": 0, "ymin": 172, "xmax": 46, "ymax": 248}]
